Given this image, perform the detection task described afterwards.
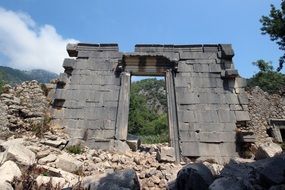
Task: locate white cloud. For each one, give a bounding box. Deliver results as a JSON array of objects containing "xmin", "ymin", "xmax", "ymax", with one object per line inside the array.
[{"xmin": 0, "ymin": 7, "xmax": 78, "ymax": 74}]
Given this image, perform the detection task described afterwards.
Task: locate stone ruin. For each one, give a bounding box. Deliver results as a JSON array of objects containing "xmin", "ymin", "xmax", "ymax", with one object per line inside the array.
[{"xmin": 51, "ymin": 43, "xmax": 250, "ymax": 162}]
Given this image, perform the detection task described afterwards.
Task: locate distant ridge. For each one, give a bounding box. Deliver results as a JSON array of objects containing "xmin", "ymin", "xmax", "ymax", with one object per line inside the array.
[{"xmin": 0, "ymin": 66, "xmax": 58, "ymax": 84}]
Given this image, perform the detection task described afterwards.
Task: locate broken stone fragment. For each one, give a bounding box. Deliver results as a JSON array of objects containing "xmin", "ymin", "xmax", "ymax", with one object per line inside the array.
[
  {"xmin": 36, "ymin": 176, "xmax": 66, "ymax": 189},
  {"xmin": 0, "ymin": 160, "xmax": 22, "ymax": 183},
  {"xmin": 157, "ymin": 146, "xmax": 176, "ymax": 163},
  {"xmin": 40, "ymin": 139, "xmax": 67, "ymax": 148},
  {"xmin": 126, "ymin": 134, "xmax": 141, "ymax": 151},
  {"xmin": 1, "ymin": 143, "xmax": 36, "ymax": 166},
  {"xmin": 55, "ymin": 153, "xmax": 83, "ymax": 173},
  {"xmin": 255, "ymin": 142, "xmax": 282, "ymax": 160},
  {"xmin": 38, "ymin": 154, "xmax": 57, "ymax": 165}
]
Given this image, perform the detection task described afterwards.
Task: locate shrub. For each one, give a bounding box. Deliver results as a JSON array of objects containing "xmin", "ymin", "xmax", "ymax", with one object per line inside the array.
[
  {"xmin": 140, "ymin": 133, "xmax": 169, "ymax": 144},
  {"xmin": 66, "ymin": 144, "xmax": 84, "ymax": 154}
]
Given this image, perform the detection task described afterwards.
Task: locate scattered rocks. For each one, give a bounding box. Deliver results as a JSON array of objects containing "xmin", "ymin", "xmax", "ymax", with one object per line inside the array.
[{"xmin": 86, "ymin": 169, "xmax": 140, "ymax": 190}]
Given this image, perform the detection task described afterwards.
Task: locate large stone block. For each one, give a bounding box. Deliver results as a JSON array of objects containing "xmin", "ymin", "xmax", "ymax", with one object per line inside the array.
[
  {"xmin": 55, "ymin": 153, "xmax": 83, "ymax": 173},
  {"xmin": 237, "ymin": 93, "xmax": 249, "ymax": 104},
  {"xmin": 177, "ymin": 61, "xmax": 194, "ymax": 72},
  {"xmin": 178, "ymin": 122, "xmax": 236, "ymax": 132},
  {"xmin": 157, "ymin": 147, "xmax": 176, "ymax": 163},
  {"xmin": 219, "ymin": 44, "xmax": 234, "ymax": 59},
  {"xmin": 217, "ymin": 110, "xmax": 236, "ymax": 123},
  {"xmin": 77, "ymin": 51, "xmax": 122, "ymax": 59},
  {"xmin": 180, "ymin": 141, "xmax": 236, "ymax": 157},
  {"xmin": 63, "ymin": 58, "xmax": 76, "ymax": 69},
  {"xmin": 176, "ymin": 91, "xmax": 200, "ymax": 104},
  {"xmin": 193, "ymin": 64, "xmax": 210, "ymax": 73},
  {"xmin": 177, "ymin": 110, "xmax": 196, "ymax": 123},
  {"xmin": 74, "ymin": 59, "xmax": 118, "ymax": 71},
  {"xmin": 209, "ymin": 64, "xmax": 222, "ymax": 73},
  {"xmin": 194, "ymin": 110, "xmax": 219, "ymax": 123},
  {"xmin": 199, "ymin": 93, "xmax": 226, "ymax": 104},
  {"xmin": 85, "ymin": 119, "xmax": 116, "ymax": 130},
  {"xmin": 235, "ymin": 111, "xmax": 250, "ymax": 121},
  {"xmin": 85, "ymin": 129, "xmax": 115, "ymax": 140},
  {"xmin": 85, "ymin": 106, "xmax": 117, "ymax": 120},
  {"xmin": 180, "ymin": 52, "xmax": 217, "ymax": 60},
  {"xmin": 179, "ymin": 130, "xmax": 236, "ymax": 143},
  {"xmin": 225, "ymin": 93, "xmax": 239, "ymax": 104}
]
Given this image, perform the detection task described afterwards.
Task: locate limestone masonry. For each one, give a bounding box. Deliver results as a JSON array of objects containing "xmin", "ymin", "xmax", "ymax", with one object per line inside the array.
[{"xmin": 51, "ymin": 43, "xmax": 250, "ymax": 162}]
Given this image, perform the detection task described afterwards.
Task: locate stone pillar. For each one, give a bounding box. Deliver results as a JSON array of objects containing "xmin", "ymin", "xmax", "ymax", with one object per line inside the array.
[
  {"xmin": 115, "ymin": 72, "xmax": 131, "ymax": 140},
  {"xmin": 166, "ymin": 69, "xmax": 181, "ymax": 162}
]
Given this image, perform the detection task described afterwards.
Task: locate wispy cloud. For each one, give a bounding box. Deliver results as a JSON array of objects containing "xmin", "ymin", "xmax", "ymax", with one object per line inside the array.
[{"xmin": 0, "ymin": 7, "xmax": 78, "ymax": 73}]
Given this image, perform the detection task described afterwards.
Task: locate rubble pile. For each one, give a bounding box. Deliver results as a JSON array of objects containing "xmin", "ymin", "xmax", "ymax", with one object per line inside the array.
[{"xmin": 0, "ymin": 81, "xmax": 49, "ymax": 132}]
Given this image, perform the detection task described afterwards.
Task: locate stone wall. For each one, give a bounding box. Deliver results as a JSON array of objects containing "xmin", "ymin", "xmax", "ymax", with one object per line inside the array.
[
  {"xmin": 247, "ymin": 86, "xmax": 285, "ymax": 145},
  {"xmin": 134, "ymin": 44, "xmax": 250, "ymax": 162},
  {"xmin": 52, "ymin": 44, "xmax": 123, "ymax": 150},
  {"xmin": 51, "ymin": 43, "xmax": 250, "ymax": 162}
]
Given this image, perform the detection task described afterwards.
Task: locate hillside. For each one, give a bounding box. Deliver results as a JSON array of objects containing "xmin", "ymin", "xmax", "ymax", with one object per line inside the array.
[
  {"xmin": 128, "ymin": 78, "xmax": 168, "ymax": 143},
  {"xmin": 0, "ymin": 66, "xmax": 58, "ymax": 85}
]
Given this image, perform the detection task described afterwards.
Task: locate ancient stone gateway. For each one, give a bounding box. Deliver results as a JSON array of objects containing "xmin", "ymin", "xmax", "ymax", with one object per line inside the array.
[{"xmin": 51, "ymin": 43, "xmax": 250, "ymax": 162}]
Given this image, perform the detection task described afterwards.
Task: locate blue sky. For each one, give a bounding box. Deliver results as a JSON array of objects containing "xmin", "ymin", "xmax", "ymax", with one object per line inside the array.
[{"xmin": 0, "ymin": 0, "xmax": 283, "ymax": 78}]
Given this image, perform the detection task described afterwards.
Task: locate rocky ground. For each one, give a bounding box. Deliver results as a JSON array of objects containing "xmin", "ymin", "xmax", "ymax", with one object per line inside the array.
[
  {"xmin": 0, "ymin": 81, "xmax": 284, "ymax": 189},
  {"xmin": 0, "ymin": 131, "xmax": 283, "ymax": 190},
  {"xmin": 0, "ymin": 131, "xmax": 183, "ymax": 189}
]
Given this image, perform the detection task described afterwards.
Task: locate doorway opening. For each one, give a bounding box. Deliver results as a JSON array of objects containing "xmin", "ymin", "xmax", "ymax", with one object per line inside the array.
[
  {"xmin": 128, "ymin": 76, "xmax": 169, "ymax": 144},
  {"xmin": 280, "ymin": 129, "xmax": 285, "ymax": 141}
]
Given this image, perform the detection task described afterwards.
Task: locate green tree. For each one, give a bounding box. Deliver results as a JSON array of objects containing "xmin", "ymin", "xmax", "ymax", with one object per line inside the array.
[
  {"xmin": 128, "ymin": 78, "xmax": 168, "ymax": 143},
  {"xmin": 248, "ymin": 60, "xmax": 285, "ymax": 93},
  {"xmin": 260, "ymin": 1, "xmax": 285, "ymax": 71}
]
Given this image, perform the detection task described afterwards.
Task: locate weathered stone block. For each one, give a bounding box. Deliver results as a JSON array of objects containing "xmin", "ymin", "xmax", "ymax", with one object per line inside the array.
[
  {"xmin": 194, "ymin": 110, "xmax": 219, "ymax": 123},
  {"xmin": 77, "ymin": 51, "xmax": 122, "ymax": 59},
  {"xmin": 193, "ymin": 64, "xmax": 210, "ymax": 73},
  {"xmin": 176, "ymin": 92, "xmax": 200, "ymax": 104},
  {"xmin": 235, "ymin": 77, "xmax": 247, "ymax": 88},
  {"xmin": 126, "ymin": 134, "xmax": 141, "ymax": 151},
  {"xmin": 177, "ymin": 110, "xmax": 196, "ymax": 122},
  {"xmin": 63, "ymin": 58, "xmax": 76, "ymax": 69},
  {"xmin": 217, "ymin": 110, "xmax": 236, "ymax": 123},
  {"xmin": 177, "ymin": 61, "xmax": 194, "ymax": 72},
  {"xmin": 209, "ymin": 64, "xmax": 222, "ymax": 73},
  {"xmin": 85, "ymin": 129, "xmax": 115, "ymax": 140},
  {"xmin": 225, "ymin": 69, "xmax": 238, "ymax": 78},
  {"xmin": 55, "ymin": 153, "xmax": 83, "ymax": 173},
  {"xmin": 235, "ymin": 111, "xmax": 250, "ymax": 121},
  {"xmin": 220, "ymin": 44, "xmax": 234, "ymax": 59},
  {"xmin": 237, "ymin": 93, "xmax": 249, "ymax": 104},
  {"xmin": 180, "ymin": 52, "xmax": 217, "ymax": 60},
  {"xmin": 157, "ymin": 147, "xmax": 176, "ymax": 162}
]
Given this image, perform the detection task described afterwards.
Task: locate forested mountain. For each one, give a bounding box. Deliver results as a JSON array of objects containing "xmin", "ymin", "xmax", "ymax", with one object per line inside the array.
[
  {"xmin": 128, "ymin": 78, "xmax": 168, "ymax": 143},
  {"xmin": 0, "ymin": 66, "xmax": 58, "ymax": 85}
]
